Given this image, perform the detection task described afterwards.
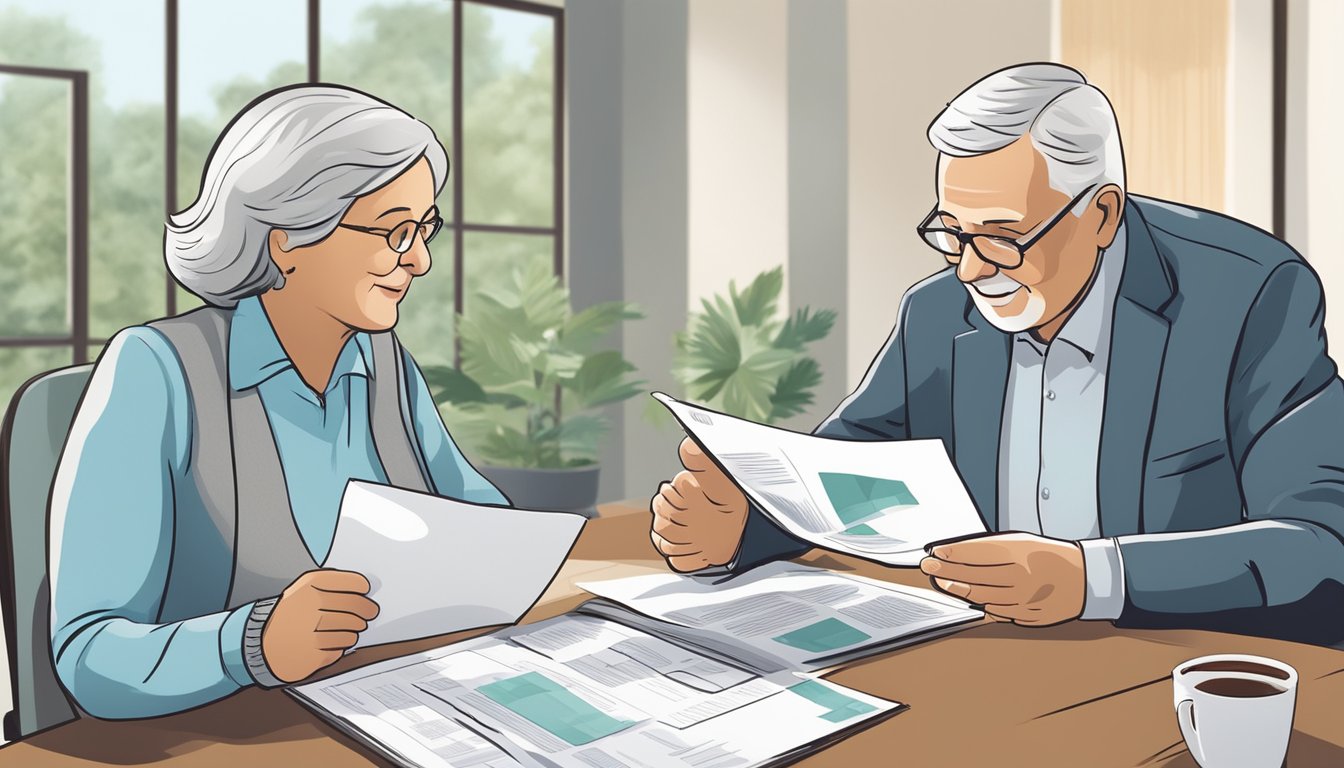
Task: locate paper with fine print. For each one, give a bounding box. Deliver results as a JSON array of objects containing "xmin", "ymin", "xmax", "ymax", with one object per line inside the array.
[{"xmin": 652, "ymin": 392, "xmax": 987, "ymax": 566}]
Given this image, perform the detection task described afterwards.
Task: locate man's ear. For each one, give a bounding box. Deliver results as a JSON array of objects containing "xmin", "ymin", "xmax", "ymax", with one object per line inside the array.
[{"xmin": 1092, "ymin": 184, "xmax": 1126, "ymax": 249}]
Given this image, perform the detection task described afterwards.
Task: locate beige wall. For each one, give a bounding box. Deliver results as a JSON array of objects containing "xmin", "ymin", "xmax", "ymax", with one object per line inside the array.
[
  {"xmin": 845, "ymin": 0, "xmax": 1053, "ymax": 389},
  {"xmin": 687, "ymin": 0, "xmax": 789, "ymax": 309},
  {"xmin": 1060, "ymin": 0, "xmax": 1229, "ymax": 212},
  {"xmin": 1225, "ymin": 0, "xmax": 1274, "ymax": 232},
  {"xmin": 1292, "ymin": 0, "xmax": 1344, "ymax": 353}
]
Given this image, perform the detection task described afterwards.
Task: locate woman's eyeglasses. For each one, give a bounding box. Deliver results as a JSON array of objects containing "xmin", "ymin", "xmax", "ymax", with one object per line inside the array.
[
  {"xmin": 915, "ymin": 184, "xmax": 1098, "ymax": 270},
  {"xmin": 339, "ymin": 209, "xmax": 443, "ymax": 255}
]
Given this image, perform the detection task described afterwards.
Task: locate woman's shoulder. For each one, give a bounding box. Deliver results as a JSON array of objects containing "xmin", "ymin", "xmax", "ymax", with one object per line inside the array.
[{"xmin": 94, "ymin": 325, "xmax": 191, "ymax": 402}]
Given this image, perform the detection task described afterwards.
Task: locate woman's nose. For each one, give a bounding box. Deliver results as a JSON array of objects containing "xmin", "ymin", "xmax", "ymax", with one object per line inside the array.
[{"xmin": 399, "ymin": 235, "xmax": 432, "ymax": 277}]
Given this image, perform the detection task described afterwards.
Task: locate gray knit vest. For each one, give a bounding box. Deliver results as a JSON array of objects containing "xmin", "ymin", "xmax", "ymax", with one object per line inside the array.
[{"xmin": 148, "ymin": 306, "xmax": 433, "ymax": 610}]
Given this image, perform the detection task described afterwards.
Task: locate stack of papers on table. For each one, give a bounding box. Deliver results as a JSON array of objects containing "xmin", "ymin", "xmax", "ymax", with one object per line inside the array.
[
  {"xmin": 577, "ymin": 561, "xmax": 983, "ymax": 672},
  {"xmin": 653, "ymin": 392, "xmax": 987, "ymax": 566},
  {"xmin": 292, "ymin": 563, "xmax": 979, "ymax": 767},
  {"xmin": 291, "ymin": 619, "xmax": 900, "ymax": 768}
]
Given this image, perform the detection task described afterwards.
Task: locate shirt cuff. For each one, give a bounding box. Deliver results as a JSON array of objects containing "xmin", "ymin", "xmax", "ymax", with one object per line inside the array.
[
  {"xmin": 220, "ymin": 601, "xmax": 258, "ymax": 687},
  {"xmin": 1079, "ymin": 537, "xmax": 1127, "ymax": 621},
  {"xmin": 235, "ymin": 597, "xmax": 286, "ymax": 688}
]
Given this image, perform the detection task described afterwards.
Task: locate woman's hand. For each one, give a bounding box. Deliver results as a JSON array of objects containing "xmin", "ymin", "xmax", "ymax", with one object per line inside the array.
[{"xmin": 261, "ymin": 569, "xmax": 380, "ymax": 683}]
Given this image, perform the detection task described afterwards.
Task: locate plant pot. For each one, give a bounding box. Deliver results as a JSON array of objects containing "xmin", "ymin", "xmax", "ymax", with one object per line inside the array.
[{"xmin": 477, "ymin": 463, "xmax": 601, "ymax": 518}]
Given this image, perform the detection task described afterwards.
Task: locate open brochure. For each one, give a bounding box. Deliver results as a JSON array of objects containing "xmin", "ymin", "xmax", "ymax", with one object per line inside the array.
[
  {"xmin": 652, "ymin": 392, "xmax": 987, "ymax": 566},
  {"xmin": 290, "ymin": 616, "xmax": 903, "ymax": 768},
  {"xmin": 577, "ymin": 561, "xmax": 983, "ymax": 673}
]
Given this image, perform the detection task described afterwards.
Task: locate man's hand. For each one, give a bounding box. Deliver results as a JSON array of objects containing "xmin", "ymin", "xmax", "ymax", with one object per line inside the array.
[
  {"xmin": 650, "ymin": 438, "xmax": 749, "ymax": 572},
  {"xmin": 919, "ymin": 533, "xmax": 1085, "ymax": 626},
  {"xmin": 261, "ymin": 569, "xmax": 380, "ymax": 683}
]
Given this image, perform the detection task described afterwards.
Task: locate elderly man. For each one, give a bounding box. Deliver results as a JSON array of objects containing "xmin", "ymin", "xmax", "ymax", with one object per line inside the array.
[{"xmin": 650, "ymin": 63, "xmax": 1344, "ymax": 646}]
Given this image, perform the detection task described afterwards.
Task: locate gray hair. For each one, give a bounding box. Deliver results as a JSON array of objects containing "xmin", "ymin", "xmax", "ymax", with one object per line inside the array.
[
  {"xmin": 165, "ymin": 84, "xmax": 449, "ymax": 307},
  {"xmin": 927, "ymin": 63, "xmax": 1124, "ymax": 202}
]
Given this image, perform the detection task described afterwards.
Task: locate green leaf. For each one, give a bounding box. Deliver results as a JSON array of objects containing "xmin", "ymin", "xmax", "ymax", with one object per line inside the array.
[
  {"xmin": 731, "ymin": 266, "xmax": 783, "ymax": 326},
  {"xmin": 718, "ymin": 345, "xmax": 795, "ymax": 422},
  {"xmin": 769, "ymin": 357, "xmax": 823, "ymax": 421},
  {"xmin": 774, "ymin": 307, "xmax": 837, "ymax": 351},
  {"xmin": 567, "ymin": 350, "xmax": 644, "ymax": 408},
  {"xmin": 678, "ymin": 298, "xmax": 743, "ymax": 402},
  {"xmin": 422, "ymin": 365, "xmax": 489, "ymax": 405},
  {"xmin": 558, "ymin": 414, "xmax": 608, "ymax": 463},
  {"xmin": 563, "ymin": 301, "xmax": 642, "ymax": 351},
  {"xmin": 479, "ymin": 426, "xmax": 541, "ymax": 467}
]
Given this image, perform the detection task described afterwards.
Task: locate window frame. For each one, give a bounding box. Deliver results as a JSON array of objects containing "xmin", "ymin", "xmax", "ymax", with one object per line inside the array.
[
  {"xmin": 1, "ymin": 0, "xmax": 563, "ymax": 379},
  {"xmin": 0, "ymin": 63, "xmax": 90, "ymax": 364}
]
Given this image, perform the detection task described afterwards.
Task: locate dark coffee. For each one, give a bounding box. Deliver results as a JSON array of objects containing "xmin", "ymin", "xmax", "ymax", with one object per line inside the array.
[
  {"xmin": 1195, "ymin": 677, "xmax": 1286, "ymax": 698},
  {"xmin": 1181, "ymin": 661, "xmax": 1291, "ymax": 680}
]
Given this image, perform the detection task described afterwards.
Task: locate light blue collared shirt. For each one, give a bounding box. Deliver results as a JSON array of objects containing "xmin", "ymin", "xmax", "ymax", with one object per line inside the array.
[
  {"xmin": 48, "ymin": 296, "xmax": 506, "ymax": 718},
  {"xmin": 997, "ymin": 225, "xmax": 1128, "ymax": 620}
]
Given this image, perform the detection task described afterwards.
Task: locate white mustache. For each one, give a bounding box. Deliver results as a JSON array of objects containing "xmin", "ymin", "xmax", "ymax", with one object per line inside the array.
[{"xmin": 968, "ymin": 272, "xmax": 1023, "ymax": 298}]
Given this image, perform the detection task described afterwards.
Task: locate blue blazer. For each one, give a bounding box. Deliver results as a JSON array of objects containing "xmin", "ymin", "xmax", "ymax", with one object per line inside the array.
[{"xmin": 738, "ymin": 195, "xmax": 1344, "ymax": 646}]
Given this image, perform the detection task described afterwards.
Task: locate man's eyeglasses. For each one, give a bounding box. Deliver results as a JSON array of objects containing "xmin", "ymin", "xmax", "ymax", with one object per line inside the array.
[
  {"xmin": 916, "ymin": 184, "xmax": 1098, "ymax": 270},
  {"xmin": 339, "ymin": 208, "xmax": 443, "ymax": 255}
]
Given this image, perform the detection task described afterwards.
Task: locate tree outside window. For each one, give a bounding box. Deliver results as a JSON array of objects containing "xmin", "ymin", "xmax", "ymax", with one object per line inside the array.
[{"xmin": 0, "ymin": 0, "xmax": 562, "ymax": 411}]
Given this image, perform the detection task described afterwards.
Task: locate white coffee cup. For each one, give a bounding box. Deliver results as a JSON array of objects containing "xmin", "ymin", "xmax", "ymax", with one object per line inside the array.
[{"xmin": 1172, "ymin": 654, "xmax": 1297, "ymax": 768}]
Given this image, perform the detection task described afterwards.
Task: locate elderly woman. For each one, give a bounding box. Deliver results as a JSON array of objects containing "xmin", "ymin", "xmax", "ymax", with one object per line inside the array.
[{"xmin": 47, "ymin": 84, "xmax": 506, "ymax": 718}]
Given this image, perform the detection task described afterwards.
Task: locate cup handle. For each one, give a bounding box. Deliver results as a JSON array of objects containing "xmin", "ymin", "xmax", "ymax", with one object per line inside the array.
[{"xmin": 1176, "ymin": 699, "xmax": 1205, "ymax": 766}]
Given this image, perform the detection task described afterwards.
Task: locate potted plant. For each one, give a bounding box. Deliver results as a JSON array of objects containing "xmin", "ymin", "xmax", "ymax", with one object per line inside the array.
[
  {"xmin": 422, "ymin": 259, "xmax": 644, "ymax": 516},
  {"xmin": 671, "ymin": 266, "xmax": 836, "ymax": 424}
]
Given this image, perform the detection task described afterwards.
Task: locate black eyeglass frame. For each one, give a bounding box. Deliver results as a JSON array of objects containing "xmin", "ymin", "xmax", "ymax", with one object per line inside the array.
[
  {"xmin": 916, "ymin": 184, "xmax": 1099, "ymax": 270},
  {"xmin": 338, "ymin": 209, "xmax": 444, "ymax": 254}
]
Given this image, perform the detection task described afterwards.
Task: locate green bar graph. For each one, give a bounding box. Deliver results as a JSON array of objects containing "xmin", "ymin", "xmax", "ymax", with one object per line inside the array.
[
  {"xmin": 789, "ymin": 680, "xmax": 877, "ymax": 723},
  {"xmin": 478, "ymin": 672, "xmax": 636, "ymax": 746},
  {"xmin": 819, "ymin": 472, "xmax": 919, "ymax": 526},
  {"xmin": 772, "ymin": 618, "xmax": 872, "ymax": 653}
]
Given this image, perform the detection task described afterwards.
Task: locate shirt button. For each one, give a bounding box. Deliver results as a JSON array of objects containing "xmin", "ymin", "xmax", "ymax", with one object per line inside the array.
[
  {"xmin": 1040, "ymin": 487, "xmax": 1051, "ymax": 500},
  {"xmin": 1045, "ymin": 390, "xmax": 1056, "ymax": 401}
]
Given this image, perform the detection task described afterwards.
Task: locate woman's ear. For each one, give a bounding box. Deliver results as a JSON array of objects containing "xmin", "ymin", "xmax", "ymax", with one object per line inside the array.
[{"xmin": 268, "ymin": 228, "xmax": 294, "ymax": 271}]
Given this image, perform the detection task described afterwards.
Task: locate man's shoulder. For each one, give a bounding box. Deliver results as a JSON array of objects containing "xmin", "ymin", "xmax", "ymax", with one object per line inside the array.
[
  {"xmin": 1133, "ymin": 196, "xmax": 1305, "ymax": 288},
  {"xmin": 901, "ymin": 267, "xmax": 968, "ymax": 327}
]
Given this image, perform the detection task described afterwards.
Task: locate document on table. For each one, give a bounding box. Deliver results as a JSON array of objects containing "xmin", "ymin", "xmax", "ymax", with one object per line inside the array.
[
  {"xmin": 653, "ymin": 392, "xmax": 987, "ymax": 566},
  {"xmin": 290, "ymin": 616, "xmax": 902, "ymax": 768},
  {"xmin": 322, "ymin": 481, "xmax": 586, "ymax": 648},
  {"xmin": 578, "ymin": 560, "xmax": 983, "ymax": 672}
]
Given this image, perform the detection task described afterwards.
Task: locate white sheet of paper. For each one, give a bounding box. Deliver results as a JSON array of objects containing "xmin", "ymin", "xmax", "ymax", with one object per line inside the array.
[
  {"xmin": 653, "ymin": 392, "xmax": 987, "ymax": 566},
  {"xmin": 323, "ymin": 481, "xmax": 585, "ymax": 648}
]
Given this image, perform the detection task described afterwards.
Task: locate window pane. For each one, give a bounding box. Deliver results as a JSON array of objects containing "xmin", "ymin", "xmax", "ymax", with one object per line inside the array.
[
  {"xmin": 175, "ymin": 0, "xmax": 308, "ymax": 312},
  {"xmin": 390, "ymin": 231, "xmax": 456, "ymax": 371},
  {"xmin": 0, "ymin": 73, "xmax": 69, "ymax": 336},
  {"xmin": 462, "ymin": 3, "xmax": 555, "ymax": 227},
  {"xmin": 0, "ymin": 346, "xmax": 72, "ymax": 416},
  {"xmin": 1, "ymin": 2, "xmax": 171, "ymax": 337},
  {"xmin": 463, "ymin": 231, "xmax": 553, "ymax": 314},
  {"xmin": 321, "ymin": 0, "xmax": 455, "ymax": 221}
]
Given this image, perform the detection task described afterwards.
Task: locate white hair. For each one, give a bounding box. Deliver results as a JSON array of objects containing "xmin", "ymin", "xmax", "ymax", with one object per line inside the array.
[
  {"xmin": 165, "ymin": 84, "xmax": 449, "ymax": 307},
  {"xmin": 927, "ymin": 63, "xmax": 1125, "ymax": 203}
]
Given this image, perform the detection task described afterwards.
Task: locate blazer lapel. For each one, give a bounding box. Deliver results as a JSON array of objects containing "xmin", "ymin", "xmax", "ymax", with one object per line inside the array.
[
  {"xmin": 1097, "ymin": 202, "xmax": 1175, "ymax": 537},
  {"xmin": 952, "ymin": 321, "xmax": 1011, "ymax": 531}
]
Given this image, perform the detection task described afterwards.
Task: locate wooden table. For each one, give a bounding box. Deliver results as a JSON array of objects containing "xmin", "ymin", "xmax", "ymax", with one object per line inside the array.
[{"xmin": 4, "ymin": 503, "xmax": 1343, "ymax": 766}]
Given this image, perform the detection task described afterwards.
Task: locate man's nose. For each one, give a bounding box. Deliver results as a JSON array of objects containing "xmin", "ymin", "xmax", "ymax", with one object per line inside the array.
[
  {"xmin": 400, "ymin": 235, "xmax": 432, "ymax": 277},
  {"xmin": 956, "ymin": 242, "xmax": 997, "ymax": 283}
]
